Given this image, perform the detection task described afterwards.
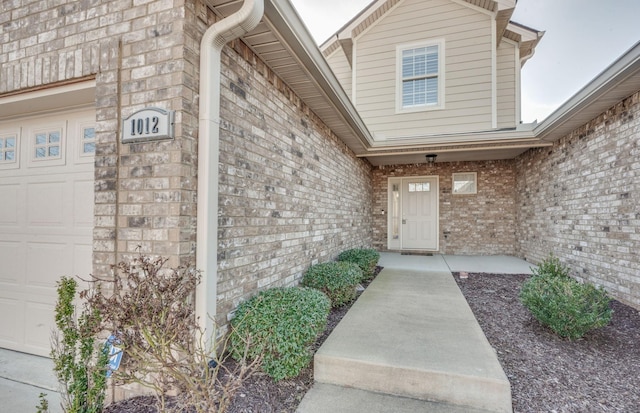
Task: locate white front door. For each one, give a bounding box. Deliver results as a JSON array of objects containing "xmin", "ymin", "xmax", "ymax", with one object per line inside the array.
[{"xmin": 388, "ymin": 177, "xmax": 439, "ymax": 251}]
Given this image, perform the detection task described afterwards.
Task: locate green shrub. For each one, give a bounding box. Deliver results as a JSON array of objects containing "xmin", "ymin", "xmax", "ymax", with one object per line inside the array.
[
  {"xmin": 52, "ymin": 277, "xmax": 109, "ymax": 413},
  {"xmin": 302, "ymin": 262, "xmax": 363, "ymax": 307},
  {"xmin": 531, "ymin": 253, "xmax": 570, "ymax": 278},
  {"xmin": 229, "ymin": 287, "xmax": 331, "ymax": 381},
  {"xmin": 336, "ymin": 248, "xmax": 380, "ymax": 281},
  {"xmin": 520, "ymin": 259, "xmax": 612, "ymax": 340}
]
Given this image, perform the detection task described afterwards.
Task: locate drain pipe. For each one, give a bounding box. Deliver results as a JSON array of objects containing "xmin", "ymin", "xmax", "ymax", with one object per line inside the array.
[{"xmin": 196, "ymin": 0, "xmax": 264, "ymax": 336}]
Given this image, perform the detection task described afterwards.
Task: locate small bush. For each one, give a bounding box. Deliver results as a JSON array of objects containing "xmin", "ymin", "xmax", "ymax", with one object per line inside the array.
[
  {"xmin": 85, "ymin": 254, "xmax": 258, "ymax": 413},
  {"xmin": 336, "ymin": 248, "xmax": 380, "ymax": 281},
  {"xmin": 302, "ymin": 262, "xmax": 363, "ymax": 307},
  {"xmin": 229, "ymin": 287, "xmax": 331, "ymax": 381},
  {"xmin": 52, "ymin": 277, "xmax": 109, "ymax": 413},
  {"xmin": 520, "ymin": 256, "xmax": 612, "ymax": 340},
  {"xmin": 531, "ymin": 253, "xmax": 570, "ymax": 278}
]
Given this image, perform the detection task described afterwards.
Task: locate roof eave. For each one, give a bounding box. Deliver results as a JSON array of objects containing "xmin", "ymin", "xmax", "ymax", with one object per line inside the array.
[
  {"xmin": 264, "ymin": 0, "xmax": 375, "ymax": 152},
  {"xmin": 534, "ymin": 41, "xmax": 640, "ymax": 142}
]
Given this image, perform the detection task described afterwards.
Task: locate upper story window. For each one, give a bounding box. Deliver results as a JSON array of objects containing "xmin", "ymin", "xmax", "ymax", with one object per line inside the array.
[{"xmin": 397, "ymin": 40, "xmax": 444, "ymax": 112}]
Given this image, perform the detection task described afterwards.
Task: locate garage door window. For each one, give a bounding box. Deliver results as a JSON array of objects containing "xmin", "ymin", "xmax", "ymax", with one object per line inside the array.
[
  {"xmin": 0, "ymin": 136, "xmax": 16, "ymax": 163},
  {"xmin": 82, "ymin": 127, "xmax": 96, "ymax": 155},
  {"xmin": 35, "ymin": 130, "xmax": 61, "ymax": 159}
]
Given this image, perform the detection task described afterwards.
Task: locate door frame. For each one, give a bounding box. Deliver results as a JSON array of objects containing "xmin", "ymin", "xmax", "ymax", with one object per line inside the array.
[{"xmin": 386, "ymin": 176, "xmax": 439, "ymax": 251}]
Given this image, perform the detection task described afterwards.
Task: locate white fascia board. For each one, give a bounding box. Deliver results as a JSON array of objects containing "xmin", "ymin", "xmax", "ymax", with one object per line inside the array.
[
  {"xmin": 506, "ymin": 22, "xmax": 541, "ymax": 41},
  {"xmin": 266, "ymin": 0, "xmax": 375, "ymax": 148},
  {"xmin": 451, "ymin": 0, "xmax": 496, "ymax": 17},
  {"xmin": 365, "ymin": 128, "xmax": 537, "ymax": 149}
]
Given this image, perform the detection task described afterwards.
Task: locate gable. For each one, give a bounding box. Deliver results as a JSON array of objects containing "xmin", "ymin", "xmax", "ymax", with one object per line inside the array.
[{"xmin": 354, "ymin": 0, "xmax": 495, "ymax": 137}]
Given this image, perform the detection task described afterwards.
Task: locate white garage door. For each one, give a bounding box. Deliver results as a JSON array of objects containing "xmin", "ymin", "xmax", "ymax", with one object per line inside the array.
[{"xmin": 0, "ymin": 109, "xmax": 95, "ymax": 357}]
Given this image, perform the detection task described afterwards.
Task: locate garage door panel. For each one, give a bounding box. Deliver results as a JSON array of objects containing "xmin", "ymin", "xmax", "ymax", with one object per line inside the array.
[
  {"xmin": 0, "ymin": 241, "xmax": 25, "ymax": 284},
  {"xmin": 0, "ymin": 298, "xmax": 20, "ymax": 343},
  {"xmin": 73, "ymin": 243, "xmax": 93, "ymax": 277},
  {"xmin": 73, "ymin": 179, "xmax": 95, "ymax": 228},
  {"xmin": 0, "ymin": 183, "xmax": 20, "ymax": 226},
  {"xmin": 24, "ymin": 300, "xmax": 55, "ymax": 355},
  {"xmin": 27, "ymin": 181, "xmax": 65, "ymax": 227},
  {"xmin": 26, "ymin": 242, "xmax": 71, "ymax": 288}
]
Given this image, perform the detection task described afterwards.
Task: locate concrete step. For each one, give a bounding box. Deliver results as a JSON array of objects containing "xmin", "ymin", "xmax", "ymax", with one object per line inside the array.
[
  {"xmin": 297, "ymin": 384, "xmax": 498, "ymax": 413},
  {"xmin": 312, "ymin": 262, "xmax": 512, "ymax": 413}
]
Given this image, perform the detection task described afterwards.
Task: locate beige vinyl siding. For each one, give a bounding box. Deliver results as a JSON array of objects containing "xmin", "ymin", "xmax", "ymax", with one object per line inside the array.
[
  {"xmin": 354, "ymin": 0, "xmax": 494, "ymax": 138},
  {"xmin": 326, "ymin": 49, "xmax": 353, "ymax": 98},
  {"xmin": 497, "ymin": 41, "xmax": 517, "ymax": 128}
]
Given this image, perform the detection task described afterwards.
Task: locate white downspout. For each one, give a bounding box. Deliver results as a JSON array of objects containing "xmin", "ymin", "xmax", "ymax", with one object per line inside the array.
[{"xmin": 196, "ymin": 0, "xmax": 264, "ymax": 336}]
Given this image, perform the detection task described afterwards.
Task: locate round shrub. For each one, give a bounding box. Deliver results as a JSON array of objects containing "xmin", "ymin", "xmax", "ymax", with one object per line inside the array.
[
  {"xmin": 520, "ymin": 273, "xmax": 612, "ymax": 340},
  {"xmin": 302, "ymin": 262, "xmax": 363, "ymax": 307},
  {"xmin": 229, "ymin": 287, "xmax": 330, "ymax": 381},
  {"xmin": 337, "ymin": 248, "xmax": 380, "ymax": 281}
]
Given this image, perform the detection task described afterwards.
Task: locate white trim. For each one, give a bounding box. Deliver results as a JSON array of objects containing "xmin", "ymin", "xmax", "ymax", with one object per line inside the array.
[
  {"xmin": 491, "ymin": 18, "xmax": 498, "ymax": 129},
  {"xmin": 0, "ymin": 128, "xmax": 20, "ymax": 170},
  {"xmin": 451, "ymin": 0, "xmax": 496, "ymax": 17},
  {"xmin": 395, "ymin": 39, "xmax": 445, "ymax": 114},
  {"xmin": 387, "ymin": 177, "xmax": 402, "ymax": 250},
  {"xmin": 514, "ymin": 40, "xmax": 522, "ymax": 125},
  {"xmin": 350, "ymin": 0, "xmax": 405, "ymax": 42},
  {"xmin": 387, "ymin": 176, "xmax": 440, "ymax": 251},
  {"xmin": 0, "ymin": 80, "xmax": 95, "ymax": 121},
  {"xmin": 452, "ymin": 172, "xmax": 478, "ymax": 195},
  {"xmin": 27, "ymin": 122, "xmax": 66, "ymax": 168},
  {"xmin": 73, "ymin": 120, "xmax": 96, "ymax": 164},
  {"xmin": 352, "ymin": 39, "xmax": 357, "ymax": 104},
  {"xmin": 501, "ymin": 37, "xmax": 521, "ymax": 125}
]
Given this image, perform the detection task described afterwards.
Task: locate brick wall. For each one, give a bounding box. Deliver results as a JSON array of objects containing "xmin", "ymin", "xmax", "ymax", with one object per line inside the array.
[
  {"xmin": 215, "ymin": 41, "xmax": 374, "ymax": 325},
  {"xmin": 1, "ymin": 0, "xmax": 203, "ymax": 274},
  {"xmin": 372, "ymin": 160, "xmax": 517, "ymax": 255},
  {"xmin": 515, "ymin": 91, "xmax": 640, "ymax": 309}
]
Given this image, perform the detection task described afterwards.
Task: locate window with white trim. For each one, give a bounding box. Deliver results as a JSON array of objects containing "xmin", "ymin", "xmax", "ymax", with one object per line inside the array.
[
  {"xmin": 397, "ymin": 40, "xmax": 444, "ymax": 111},
  {"xmin": 453, "ymin": 172, "xmax": 477, "ymax": 195},
  {"xmin": 34, "ymin": 130, "xmax": 62, "ymax": 160},
  {"xmin": 81, "ymin": 127, "xmax": 96, "ymax": 155},
  {"xmin": 0, "ymin": 135, "xmax": 17, "ymax": 163}
]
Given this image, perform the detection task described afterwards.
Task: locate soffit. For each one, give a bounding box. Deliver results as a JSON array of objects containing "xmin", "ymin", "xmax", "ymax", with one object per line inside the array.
[{"xmin": 208, "ymin": 0, "xmax": 373, "ymax": 155}]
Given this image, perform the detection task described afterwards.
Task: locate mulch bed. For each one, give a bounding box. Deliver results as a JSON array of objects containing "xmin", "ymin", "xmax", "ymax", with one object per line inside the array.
[
  {"xmin": 104, "ymin": 270, "xmax": 378, "ymax": 413},
  {"xmin": 454, "ymin": 272, "xmax": 640, "ymax": 413},
  {"xmin": 105, "ymin": 270, "xmax": 640, "ymax": 412}
]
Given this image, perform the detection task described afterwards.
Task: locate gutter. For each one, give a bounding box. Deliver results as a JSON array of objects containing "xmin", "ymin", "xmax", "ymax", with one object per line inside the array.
[{"xmin": 196, "ymin": 0, "xmax": 264, "ymax": 335}]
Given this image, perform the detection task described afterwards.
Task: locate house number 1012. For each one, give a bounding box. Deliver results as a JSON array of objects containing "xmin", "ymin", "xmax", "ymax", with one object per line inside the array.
[
  {"xmin": 122, "ymin": 107, "xmax": 174, "ymax": 143},
  {"xmin": 131, "ymin": 116, "xmax": 160, "ymax": 136}
]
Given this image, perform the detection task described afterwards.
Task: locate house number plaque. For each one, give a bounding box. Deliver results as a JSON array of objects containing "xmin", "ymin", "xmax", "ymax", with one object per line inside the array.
[{"xmin": 122, "ymin": 107, "xmax": 174, "ymax": 143}]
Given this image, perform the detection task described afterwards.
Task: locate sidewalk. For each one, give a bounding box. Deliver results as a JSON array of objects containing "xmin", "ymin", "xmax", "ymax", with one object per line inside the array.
[
  {"xmin": 0, "ymin": 253, "xmax": 533, "ymax": 413},
  {"xmin": 297, "ymin": 253, "xmax": 533, "ymax": 413},
  {"xmin": 0, "ymin": 349, "xmax": 62, "ymax": 413}
]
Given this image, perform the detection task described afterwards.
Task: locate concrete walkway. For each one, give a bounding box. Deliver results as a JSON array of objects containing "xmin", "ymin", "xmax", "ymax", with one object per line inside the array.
[
  {"xmin": 0, "ymin": 348, "xmax": 62, "ymax": 413},
  {"xmin": 297, "ymin": 253, "xmax": 533, "ymax": 413},
  {"xmin": 0, "ymin": 254, "xmax": 533, "ymax": 413}
]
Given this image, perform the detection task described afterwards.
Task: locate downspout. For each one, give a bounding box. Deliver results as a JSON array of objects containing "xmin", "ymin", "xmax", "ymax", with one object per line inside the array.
[{"xmin": 196, "ymin": 0, "xmax": 264, "ymax": 336}]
